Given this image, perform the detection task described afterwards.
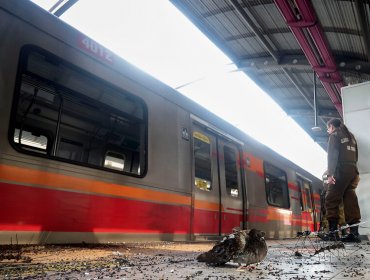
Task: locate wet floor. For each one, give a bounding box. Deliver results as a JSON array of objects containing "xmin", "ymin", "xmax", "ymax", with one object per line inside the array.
[{"xmin": 1, "ymin": 238, "xmax": 369, "ymax": 279}]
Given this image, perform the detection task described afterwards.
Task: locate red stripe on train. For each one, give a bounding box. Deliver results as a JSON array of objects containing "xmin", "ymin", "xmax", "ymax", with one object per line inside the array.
[
  {"xmin": 226, "ymin": 207, "xmax": 243, "ymax": 212},
  {"xmin": 192, "ymin": 209, "xmax": 244, "ymax": 234},
  {"xmin": 288, "ymin": 183, "xmax": 299, "ymax": 192},
  {"xmin": 0, "ymin": 182, "xmax": 191, "ymax": 233}
]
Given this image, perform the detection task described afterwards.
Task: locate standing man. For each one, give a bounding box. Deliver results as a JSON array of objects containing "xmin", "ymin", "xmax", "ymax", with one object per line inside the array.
[
  {"xmin": 325, "ymin": 118, "xmax": 361, "ymax": 242},
  {"xmin": 320, "ymin": 171, "xmax": 346, "ymax": 236}
]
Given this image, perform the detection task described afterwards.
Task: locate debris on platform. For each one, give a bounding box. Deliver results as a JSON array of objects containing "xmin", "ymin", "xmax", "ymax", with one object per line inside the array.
[
  {"xmin": 197, "ymin": 228, "xmax": 267, "ymax": 267},
  {"xmin": 0, "ymin": 240, "xmax": 369, "ymax": 279}
]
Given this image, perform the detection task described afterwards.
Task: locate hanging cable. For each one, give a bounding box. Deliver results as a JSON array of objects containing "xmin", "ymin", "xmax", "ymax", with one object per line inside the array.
[{"xmin": 312, "ymin": 71, "xmax": 321, "ymax": 132}]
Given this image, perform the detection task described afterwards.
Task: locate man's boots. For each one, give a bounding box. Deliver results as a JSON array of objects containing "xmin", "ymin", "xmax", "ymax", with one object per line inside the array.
[
  {"xmin": 325, "ymin": 219, "xmax": 340, "ymax": 241},
  {"xmin": 341, "ymin": 225, "xmax": 361, "ymax": 243}
]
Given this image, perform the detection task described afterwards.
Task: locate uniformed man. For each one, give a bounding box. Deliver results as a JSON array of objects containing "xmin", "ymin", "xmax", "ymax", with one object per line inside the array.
[
  {"xmin": 320, "ymin": 171, "xmax": 346, "ymax": 236},
  {"xmin": 325, "ymin": 118, "xmax": 361, "ymax": 242}
]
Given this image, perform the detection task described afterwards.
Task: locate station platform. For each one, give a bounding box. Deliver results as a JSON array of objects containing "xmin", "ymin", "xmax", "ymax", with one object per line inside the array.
[
  {"xmin": 163, "ymin": 239, "xmax": 370, "ymax": 280},
  {"xmin": 1, "ymin": 238, "xmax": 370, "ymax": 279}
]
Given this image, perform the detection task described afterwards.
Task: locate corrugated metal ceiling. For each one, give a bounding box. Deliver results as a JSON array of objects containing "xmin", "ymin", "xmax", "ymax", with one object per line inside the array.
[{"xmin": 171, "ymin": 0, "xmax": 370, "ymax": 150}]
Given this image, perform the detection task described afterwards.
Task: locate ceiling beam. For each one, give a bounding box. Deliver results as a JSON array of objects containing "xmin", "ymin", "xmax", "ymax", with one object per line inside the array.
[
  {"xmin": 229, "ymin": 0, "xmax": 280, "ymax": 62},
  {"xmin": 354, "ymin": 0, "xmax": 370, "ymax": 63},
  {"xmin": 279, "ymin": 95, "xmax": 327, "ymax": 101},
  {"xmin": 238, "ymin": 54, "xmax": 309, "ymax": 70},
  {"xmin": 237, "ymin": 54, "xmax": 370, "ymax": 75},
  {"xmin": 201, "ymin": 0, "xmax": 275, "ymax": 17},
  {"xmin": 286, "ymin": 108, "xmax": 339, "ymax": 118},
  {"xmin": 271, "ymin": 84, "xmax": 323, "ymax": 89},
  {"xmin": 52, "ymin": 0, "xmax": 79, "ymax": 17},
  {"xmin": 224, "ymin": 26, "xmax": 360, "ymax": 42},
  {"xmin": 49, "ymin": 0, "xmax": 64, "ymax": 13},
  {"xmin": 274, "ymin": 0, "xmax": 344, "ymax": 117},
  {"xmin": 337, "ymin": 59, "xmax": 370, "ymax": 75}
]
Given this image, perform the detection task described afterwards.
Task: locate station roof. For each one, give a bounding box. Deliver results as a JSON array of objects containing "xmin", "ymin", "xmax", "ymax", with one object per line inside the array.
[
  {"xmin": 45, "ymin": 0, "xmax": 370, "ymax": 150},
  {"xmin": 170, "ymin": 0, "xmax": 370, "ymax": 150}
]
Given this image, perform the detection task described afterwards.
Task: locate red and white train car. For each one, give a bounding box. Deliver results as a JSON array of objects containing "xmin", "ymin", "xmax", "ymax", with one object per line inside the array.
[{"xmin": 0, "ymin": 0, "xmax": 322, "ymax": 244}]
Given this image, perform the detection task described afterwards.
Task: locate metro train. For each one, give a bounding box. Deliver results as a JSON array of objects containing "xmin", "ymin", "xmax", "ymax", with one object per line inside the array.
[{"xmin": 0, "ymin": 1, "xmax": 322, "ymax": 244}]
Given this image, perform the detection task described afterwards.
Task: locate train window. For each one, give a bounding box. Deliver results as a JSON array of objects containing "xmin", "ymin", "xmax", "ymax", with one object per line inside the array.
[
  {"xmin": 223, "ymin": 146, "xmax": 239, "ymax": 197},
  {"xmin": 264, "ymin": 162, "xmax": 290, "ymax": 208},
  {"xmin": 297, "ymin": 181, "xmax": 304, "ymax": 211},
  {"xmin": 10, "ymin": 46, "xmax": 147, "ymax": 177},
  {"xmin": 297, "ymin": 176, "xmax": 313, "ymax": 211},
  {"xmin": 104, "ymin": 151, "xmax": 125, "ymax": 171},
  {"xmin": 193, "ymin": 132, "xmax": 212, "ymax": 191},
  {"xmin": 13, "ymin": 128, "xmax": 48, "ymax": 154}
]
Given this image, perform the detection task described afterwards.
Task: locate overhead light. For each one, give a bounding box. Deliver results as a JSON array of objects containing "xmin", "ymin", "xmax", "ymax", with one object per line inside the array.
[{"xmin": 311, "ymin": 126, "xmax": 322, "ymax": 132}]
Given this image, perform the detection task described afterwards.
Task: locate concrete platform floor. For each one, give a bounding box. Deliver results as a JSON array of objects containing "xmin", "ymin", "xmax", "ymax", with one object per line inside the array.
[{"xmin": 1, "ymin": 238, "xmax": 370, "ymax": 279}]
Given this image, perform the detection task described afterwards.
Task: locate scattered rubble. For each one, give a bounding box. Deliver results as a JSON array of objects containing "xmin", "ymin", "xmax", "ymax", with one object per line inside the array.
[{"xmin": 0, "ymin": 240, "xmax": 369, "ymax": 279}]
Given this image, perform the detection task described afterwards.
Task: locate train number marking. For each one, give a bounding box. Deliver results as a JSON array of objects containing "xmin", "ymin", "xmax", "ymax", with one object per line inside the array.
[{"xmin": 77, "ymin": 34, "xmax": 114, "ymax": 64}]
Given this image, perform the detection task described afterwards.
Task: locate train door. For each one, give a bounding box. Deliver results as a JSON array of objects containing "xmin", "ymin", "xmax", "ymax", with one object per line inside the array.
[
  {"xmin": 297, "ymin": 175, "xmax": 315, "ymax": 231},
  {"xmin": 217, "ymin": 138, "xmax": 244, "ymax": 235},
  {"xmin": 191, "ymin": 122, "xmax": 244, "ymax": 237}
]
